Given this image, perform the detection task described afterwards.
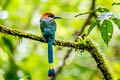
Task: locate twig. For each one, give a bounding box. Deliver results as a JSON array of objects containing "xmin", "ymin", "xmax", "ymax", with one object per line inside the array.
[
  {"xmin": 0, "ymin": 24, "xmax": 113, "ymax": 80},
  {"xmin": 74, "ymin": 0, "xmax": 96, "ymax": 18},
  {"xmin": 50, "ymin": 0, "xmax": 96, "ymax": 80},
  {"xmin": 74, "ymin": 10, "xmax": 97, "ymax": 17},
  {"xmin": 112, "ymin": 2, "xmax": 120, "ymax": 6}
]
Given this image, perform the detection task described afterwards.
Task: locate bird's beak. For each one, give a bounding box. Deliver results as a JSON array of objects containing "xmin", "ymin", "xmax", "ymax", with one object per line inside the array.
[{"xmin": 54, "ymin": 16, "xmax": 62, "ymax": 19}]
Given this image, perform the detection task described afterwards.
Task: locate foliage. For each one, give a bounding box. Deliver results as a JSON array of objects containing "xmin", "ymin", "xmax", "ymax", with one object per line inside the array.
[{"xmin": 87, "ymin": 9, "xmax": 120, "ymax": 45}]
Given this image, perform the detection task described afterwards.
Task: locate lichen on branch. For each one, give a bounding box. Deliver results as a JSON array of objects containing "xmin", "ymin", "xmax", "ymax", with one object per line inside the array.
[{"xmin": 0, "ymin": 24, "xmax": 113, "ymax": 80}]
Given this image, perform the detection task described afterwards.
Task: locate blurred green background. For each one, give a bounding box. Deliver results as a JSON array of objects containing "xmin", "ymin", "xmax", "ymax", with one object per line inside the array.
[{"xmin": 0, "ymin": 0, "xmax": 120, "ymax": 80}]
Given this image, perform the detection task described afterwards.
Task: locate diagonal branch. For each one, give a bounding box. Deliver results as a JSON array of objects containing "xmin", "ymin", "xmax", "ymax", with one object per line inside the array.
[
  {"xmin": 0, "ymin": 24, "xmax": 113, "ymax": 80},
  {"xmin": 51, "ymin": 0, "xmax": 96, "ymax": 80}
]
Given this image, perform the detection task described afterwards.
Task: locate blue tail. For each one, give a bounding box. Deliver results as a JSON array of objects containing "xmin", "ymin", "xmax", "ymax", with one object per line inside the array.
[
  {"xmin": 48, "ymin": 38, "xmax": 55, "ymax": 77},
  {"xmin": 48, "ymin": 39, "xmax": 53, "ymax": 63}
]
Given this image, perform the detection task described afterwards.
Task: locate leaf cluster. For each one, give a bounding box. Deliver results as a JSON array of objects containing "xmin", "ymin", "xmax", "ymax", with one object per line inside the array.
[{"xmin": 87, "ymin": 7, "xmax": 120, "ymax": 45}]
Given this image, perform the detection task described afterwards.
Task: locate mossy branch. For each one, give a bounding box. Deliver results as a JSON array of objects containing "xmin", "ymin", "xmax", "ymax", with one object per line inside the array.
[
  {"xmin": 85, "ymin": 40, "xmax": 113, "ymax": 80},
  {"xmin": 0, "ymin": 24, "xmax": 85, "ymax": 49},
  {"xmin": 0, "ymin": 24, "xmax": 113, "ymax": 80}
]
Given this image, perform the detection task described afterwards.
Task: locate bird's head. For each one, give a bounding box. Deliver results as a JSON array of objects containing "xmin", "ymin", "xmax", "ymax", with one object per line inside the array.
[{"xmin": 40, "ymin": 12, "xmax": 62, "ymax": 21}]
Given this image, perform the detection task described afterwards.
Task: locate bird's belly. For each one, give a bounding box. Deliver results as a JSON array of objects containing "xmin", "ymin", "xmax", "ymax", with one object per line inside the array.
[{"xmin": 43, "ymin": 28, "xmax": 54, "ymax": 40}]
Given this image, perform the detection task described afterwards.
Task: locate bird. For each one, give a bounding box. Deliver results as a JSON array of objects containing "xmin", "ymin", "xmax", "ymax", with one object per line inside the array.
[{"xmin": 40, "ymin": 12, "xmax": 62, "ymax": 77}]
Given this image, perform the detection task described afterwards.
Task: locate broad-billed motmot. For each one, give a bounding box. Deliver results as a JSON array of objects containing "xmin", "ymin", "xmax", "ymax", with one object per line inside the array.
[{"xmin": 40, "ymin": 12, "xmax": 62, "ymax": 77}]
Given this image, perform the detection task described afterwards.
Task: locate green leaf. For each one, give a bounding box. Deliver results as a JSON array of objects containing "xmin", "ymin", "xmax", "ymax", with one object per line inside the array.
[
  {"xmin": 96, "ymin": 7, "xmax": 110, "ymax": 12},
  {"xmin": 112, "ymin": 2, "xmax": 120, "ymax": 6},
  {"xmin": 111, "ymin": 18, "xmax": 120, "ymax": 30},
  {"xmin": 100, "ymin": 20, "xmax": 113, "ymax": 45},
  {"xmin": 87, "ymin": 21, "xmax": 97, "ymax": 36}
]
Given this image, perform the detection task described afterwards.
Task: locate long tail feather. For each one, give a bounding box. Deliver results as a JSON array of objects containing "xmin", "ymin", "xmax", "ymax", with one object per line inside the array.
[
  {"xmin": 48, "ymin": 38, "xmax": 55, "ymax": 77},
  {"xmin": 48, "ymin": 39, "xmax": 53, "ymax": 63}
]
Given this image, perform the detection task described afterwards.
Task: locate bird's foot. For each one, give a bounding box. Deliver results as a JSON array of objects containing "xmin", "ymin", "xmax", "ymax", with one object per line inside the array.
[
  {"xmin": 52, "ymin": 39, "xmax": 55, "ymax": 44},
  {"xmin": 42, "ymin": 37, "xmax": 46, "ymax": 41}
]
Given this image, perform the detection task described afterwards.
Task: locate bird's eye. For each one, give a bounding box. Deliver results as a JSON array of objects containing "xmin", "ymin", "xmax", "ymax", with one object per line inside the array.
[{"xmin": 48, "ymin": 14, "xmax": 54, "ymax": 18}]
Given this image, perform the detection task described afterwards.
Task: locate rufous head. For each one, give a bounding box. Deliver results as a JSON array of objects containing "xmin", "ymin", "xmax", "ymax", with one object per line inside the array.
[{"xmin": 40, "ymin": 12, "xmax": 62, "ymax": 21}]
